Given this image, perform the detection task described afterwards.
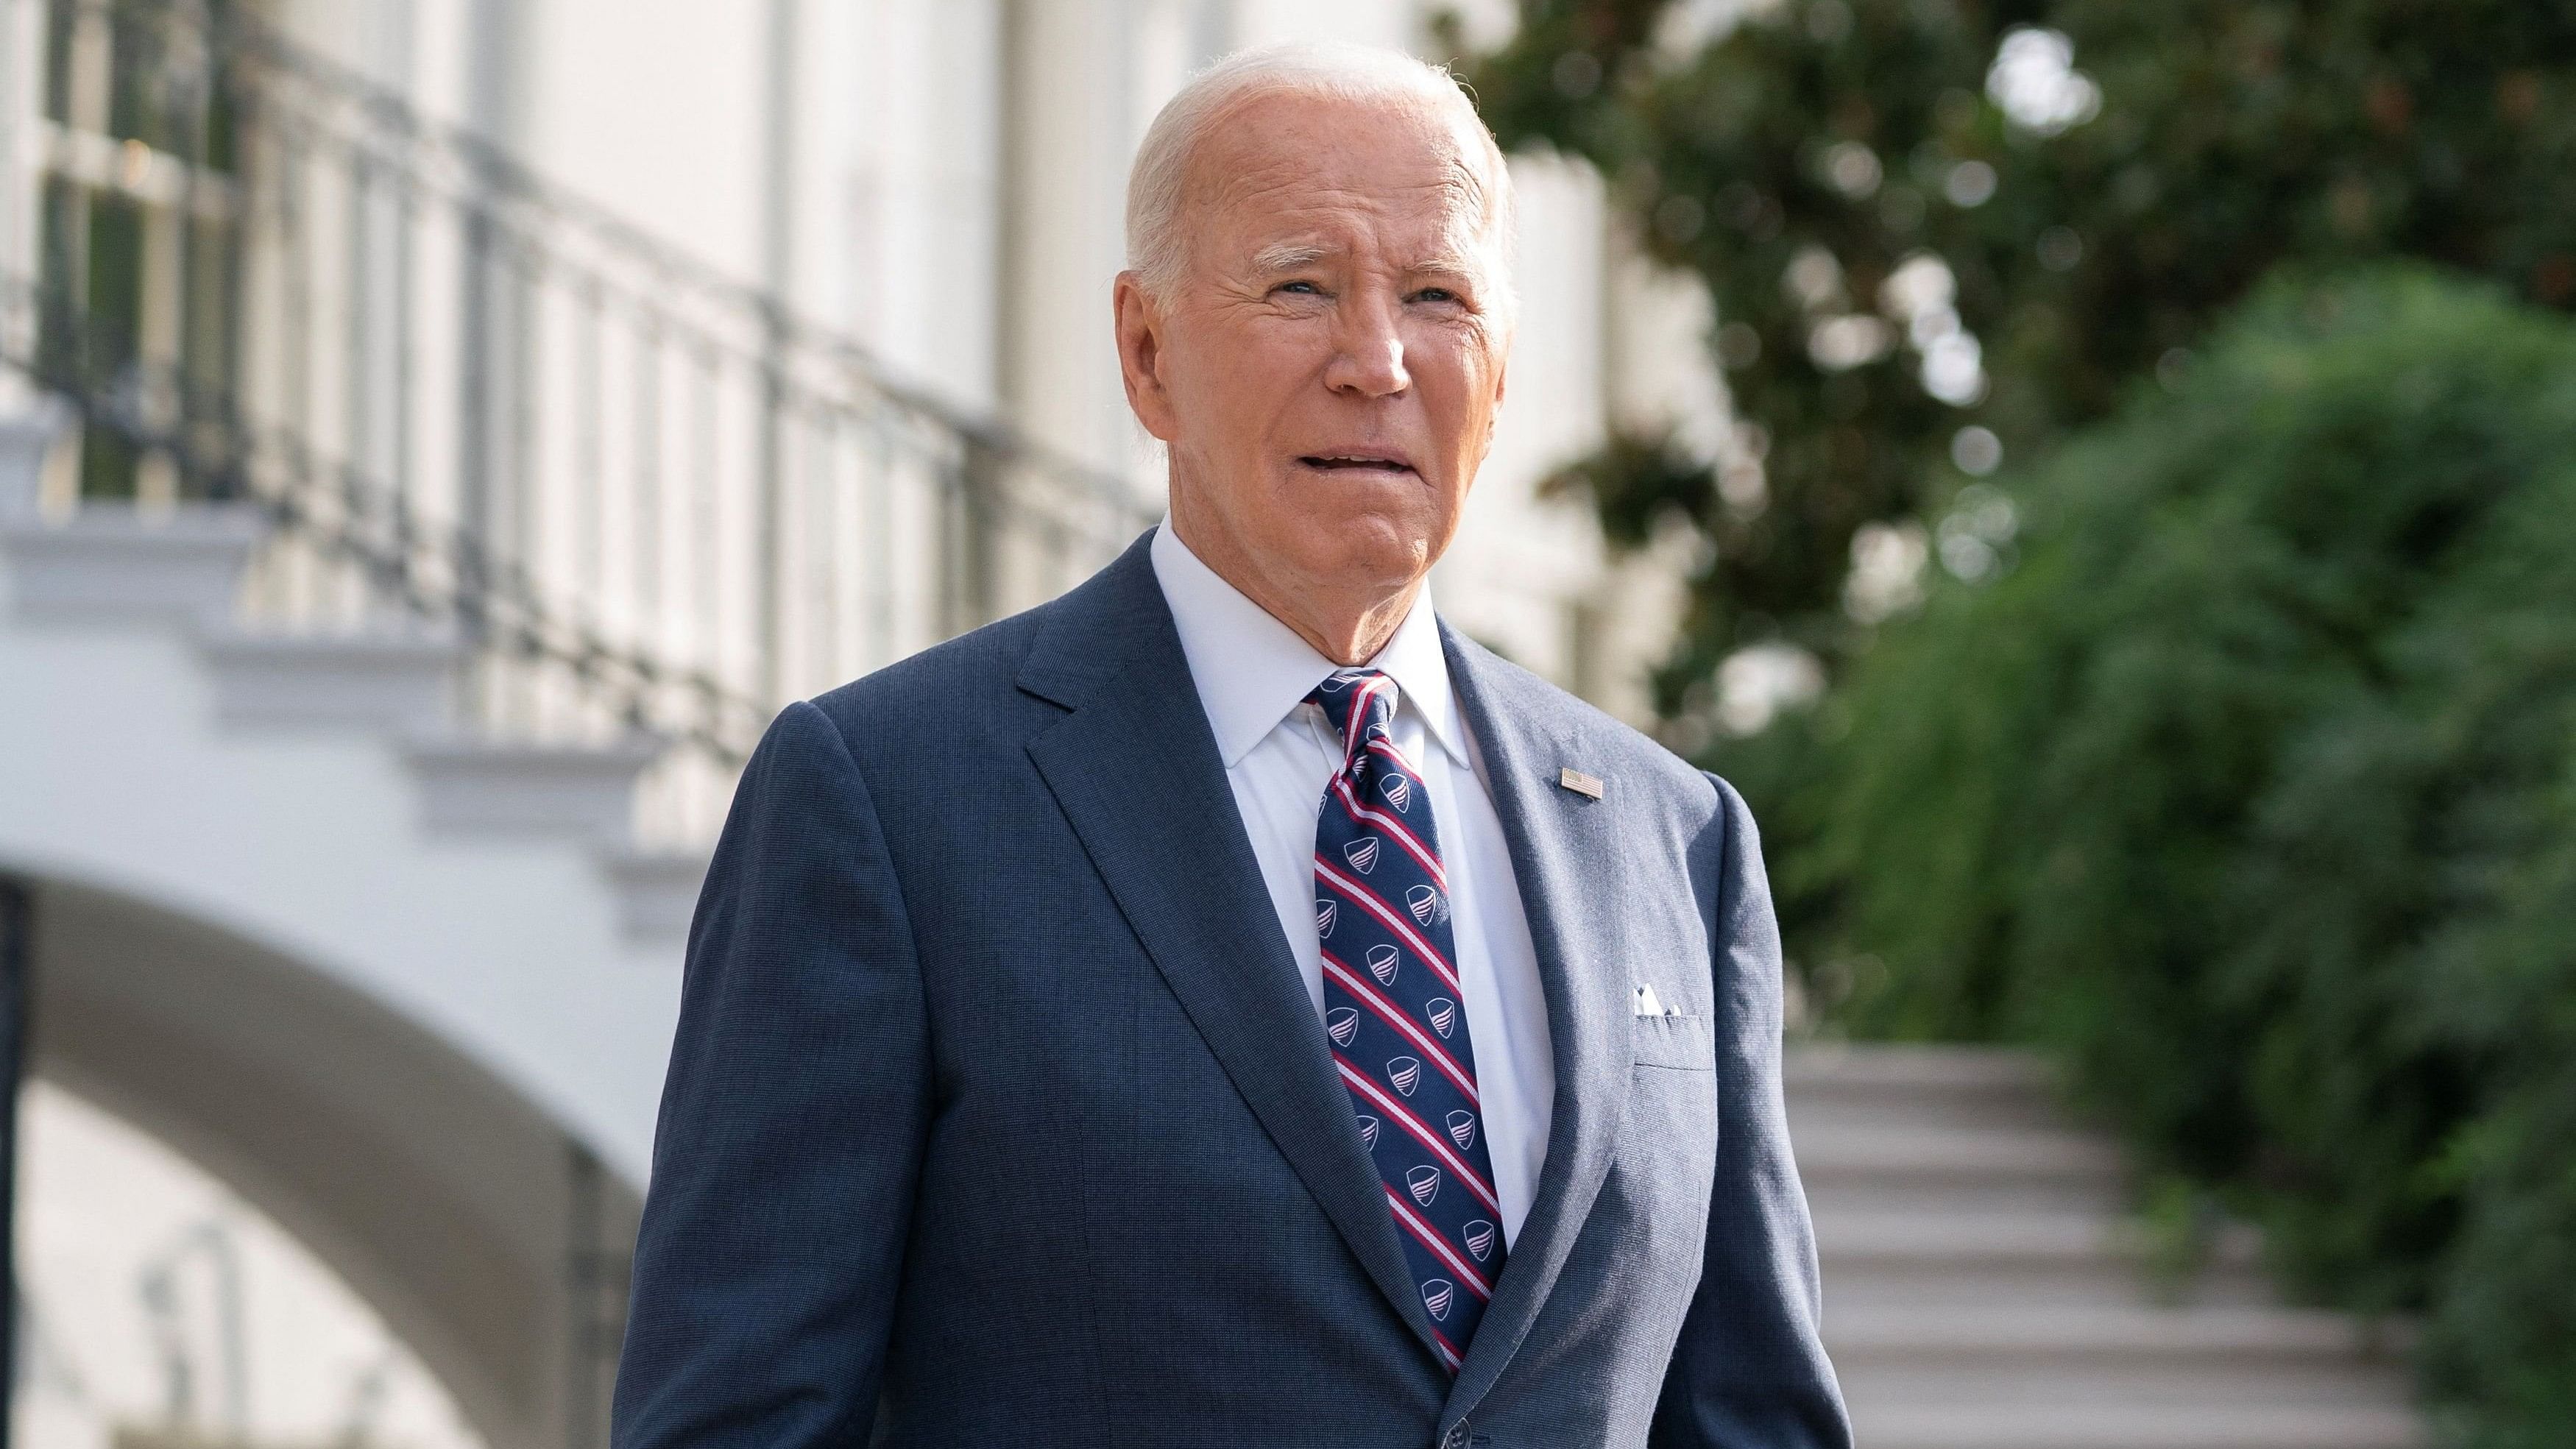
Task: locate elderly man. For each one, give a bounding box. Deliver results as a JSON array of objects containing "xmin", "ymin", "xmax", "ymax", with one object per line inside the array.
[{"xmin": 612, "ymin": 43, "xmax": 1846, "ymax": 1449}]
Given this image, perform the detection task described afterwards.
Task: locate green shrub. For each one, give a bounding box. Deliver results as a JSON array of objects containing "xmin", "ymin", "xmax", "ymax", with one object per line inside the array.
[
  {"xmin": 1747, "ymin": 263, "xmax": 2576, "ymax": 1439},
  {"xmin": 1460, "ymin": 0, "xmax": 2576, "ymax": 707}
]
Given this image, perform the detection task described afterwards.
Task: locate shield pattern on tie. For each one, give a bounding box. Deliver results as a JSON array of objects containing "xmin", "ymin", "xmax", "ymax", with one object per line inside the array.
[{"xmin": 1306, "ymin": 667, "xmax": 1508, "ymax": 1374}]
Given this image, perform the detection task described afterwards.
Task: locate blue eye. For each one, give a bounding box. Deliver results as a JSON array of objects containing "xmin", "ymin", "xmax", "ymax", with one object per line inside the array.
[
  {"xmin": 1278, "ymin": 280, "xmax": 1323, "ymax": 295},
  {"xmin": 1413, "ymin": 287, "xmax": 1459, "ymax": 303}
]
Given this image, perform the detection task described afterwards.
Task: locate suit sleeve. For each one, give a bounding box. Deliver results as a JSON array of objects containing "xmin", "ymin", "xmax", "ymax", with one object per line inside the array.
[
  {"xmin": 1649, "ymin": 772, "xmax": 1852, "ymax": 1449},
  {"xmin": 612, "ymin": 700, "xmax": 929, "ymax": 1449}
]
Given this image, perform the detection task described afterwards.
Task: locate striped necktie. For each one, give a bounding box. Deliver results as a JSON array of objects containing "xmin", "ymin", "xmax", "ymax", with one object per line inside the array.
[{"xmin": 1306, "ymin": 667, "xmax": 1505, "ymax": 1373}]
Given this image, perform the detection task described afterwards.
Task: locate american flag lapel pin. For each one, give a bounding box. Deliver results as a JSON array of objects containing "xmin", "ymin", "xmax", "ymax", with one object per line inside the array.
[{"xmin": 1557, "ymin": 766, "xmax": 1604, "ymax": 801}]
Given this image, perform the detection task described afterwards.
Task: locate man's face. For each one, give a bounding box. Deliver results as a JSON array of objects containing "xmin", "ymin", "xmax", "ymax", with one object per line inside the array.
[{"xmin": 1118, "ymin": 90, "xmax": 1512, "ymax": 616}]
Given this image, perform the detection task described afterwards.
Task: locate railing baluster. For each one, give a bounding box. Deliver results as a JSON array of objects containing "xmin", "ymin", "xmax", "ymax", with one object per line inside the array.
[
  {"xmin": 216, "ymin": 10, "xmax": 252, "ymax": 509},
  {"xmin": 508, "ymin": 237, "xmax": 543, "ymax": 731},
  {"xmin": 390, "ymin": 151, "xmax": 413, "ymax": 510},
  {"xmin": 754, "ymin": 304, "xmax": 785, "ymax": 709},
  {"xmin": 280, "ymin": 118, "xmax": 316, "ymax": 623},
  {"xmin": 688, "ymin": 338, "xmax": 718, "ymax": 690},
  {"xmin": 863, "ymin": 411, "xmax": 895, "ymax": 671},
  {"xmin": 805, "ymin": 405, "xmax": 835, "ymax": 692},
  {"xmin": 278, "ymin": 117, "xmax": 308, "ymax": 447},
  {"xmin": 344, "ymin": 146, "xmax": 372, "ymax": 626},
  {"xmin": 456, "ymin": 184, "xmax": 490, "ymax": 632},
  {"xmin": 0, "ymin": 0, "xmax": 20, "ymax": 336},
  {"xmin": 574, "ymin": 275, "xmax": 602, "ymax": 627},
  {"xmin": 345, "ymin": 146, "xmax": 367, "ymax": 507},
  {"xmin": 631, "ymin": 311, "xmax": 662, "ymax": 712}
]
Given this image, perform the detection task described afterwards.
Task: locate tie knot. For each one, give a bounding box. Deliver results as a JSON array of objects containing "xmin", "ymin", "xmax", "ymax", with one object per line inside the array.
[{"xmin": 1307, "ymin": 668, "xmax": 1397, "ymax": 768}]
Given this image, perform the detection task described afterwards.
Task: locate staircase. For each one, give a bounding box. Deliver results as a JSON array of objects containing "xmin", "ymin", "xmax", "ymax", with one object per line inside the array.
[
  {"xmin": 0, "ymin": 400, "xmax": 707, "ymax": 942},
  {"xmin": 0, "ymin": 0, "xmax": 1160, "ymax": 939},
  {"xmin": 1788, "ymin": 1046, "xmax": 2423, "ymax": 1449},
  {"xmin": 3, "ymin": 0, "xmax": 1156, "ymax": 851}
]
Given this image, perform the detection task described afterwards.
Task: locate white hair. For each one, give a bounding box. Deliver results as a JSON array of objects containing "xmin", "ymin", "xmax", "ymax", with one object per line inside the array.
[{"xmin": 1123, "ymin": 42, "xmax": 1518, "ymax": 316}]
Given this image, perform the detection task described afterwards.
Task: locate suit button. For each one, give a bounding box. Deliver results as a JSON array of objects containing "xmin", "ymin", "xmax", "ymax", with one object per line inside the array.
[{"xmin": 1440, "ymin": 1423, "xmax": 1470, "ymax": 1449}]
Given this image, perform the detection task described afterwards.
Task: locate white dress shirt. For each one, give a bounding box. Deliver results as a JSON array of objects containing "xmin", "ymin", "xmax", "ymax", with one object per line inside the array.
[{"xmin": 1149, "ymin": 522, "xmax": 1555, "ymax": 1245}]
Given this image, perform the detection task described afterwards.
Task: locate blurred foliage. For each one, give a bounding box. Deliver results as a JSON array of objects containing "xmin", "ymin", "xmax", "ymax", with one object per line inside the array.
[
  {"xmin": 1768, "ymin": 266, "xmax": 2576, "ymax": 1440},
  {"xmin": 1447, "ymin": 0, "xmax": 2576, "ymax": 715},
  {"xmin": 1452, "ymin": 4, "xmax": 2576, "ymax": 1434}
]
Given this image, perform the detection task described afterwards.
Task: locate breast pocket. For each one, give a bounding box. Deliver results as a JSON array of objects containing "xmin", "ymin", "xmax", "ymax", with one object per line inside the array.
[{"xmin": 1632, "ymin": 1011, "xmax": 1715, "ymax": 1071}]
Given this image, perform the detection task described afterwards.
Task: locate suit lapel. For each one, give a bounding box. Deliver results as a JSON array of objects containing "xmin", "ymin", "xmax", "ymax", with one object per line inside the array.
[
  {"xmin": 1437, "ymin": 624, "xmax": 1634, "ymax": 1412},
  {"xmin": 1016, "ymin": 537, "xmax": 1443, "ymax": 1358}
]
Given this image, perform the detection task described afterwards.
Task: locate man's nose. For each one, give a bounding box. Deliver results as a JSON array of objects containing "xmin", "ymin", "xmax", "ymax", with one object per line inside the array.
[{"xmin": 1323, "ymin": 293, "xmax": 1411, "ymax": 397}]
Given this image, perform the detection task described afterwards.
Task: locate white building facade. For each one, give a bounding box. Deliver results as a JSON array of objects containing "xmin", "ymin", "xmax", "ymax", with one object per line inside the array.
[
  {"xmin": 0, "ymin": 3, "xmax": 1719, "ymax": 1447},
  {"xmin": 480, "ymin": 0, "xmax": 1713, "ymax": 709}
]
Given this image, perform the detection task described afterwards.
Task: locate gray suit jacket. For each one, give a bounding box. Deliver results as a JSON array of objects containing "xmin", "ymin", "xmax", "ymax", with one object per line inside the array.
[{"xmin": 611, "ymin": 531, "xmax": 1847, "ymax": 1448}]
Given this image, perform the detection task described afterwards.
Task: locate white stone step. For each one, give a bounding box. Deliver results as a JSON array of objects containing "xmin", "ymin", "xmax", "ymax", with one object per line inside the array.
[
  {"xmin": 1815, "ymin": 1205, "xmax": 2274, "ymax": 1311},
  {"xmin": 1787, "ymin": 1044, "xmax": 2069, "ymax": 1133},
  {"xmin": 1844, "ymin": 1402, "xmax": 2422, "ymax": 1449},
  {"xmin": 1832, "ymin": 1301, "xmax": 2410, "ymax": 1360},
  {"xmin": 0, "ymin": 506, "xmax": 263, "ymax": 626},
  {"xmin": 403, "ymin": 734, "xmax": 665, "ymax": 842},
  {"xmin": 1788, "ymin": 1044, "xmax": 2056, "ymax": 1092},
  {"xmin": 596, "ymin": 847, "xmax": 710, "ymax": 941},
  {"xmin": 1795, "ymin": 1122, "xmax": 2128, "ymax": 1217},
  {"xmin": 0, "ymin": 394, "xmax": 71, "ymax": 514},
  {"xmin": 196, "ymin": 626, "xmax": 463, "ymax": 733},
  {"xmin": 1819, "ymin": 1206, "xmax": 2123, "ymax": 1263},
  {"xmin": 1830, "ymin": 1303, "xmax": 2415, "ymax": 1409},
  {"xmin": 1799, "ymin": 1124, "xmax": 2126, "ymax": 1180},
  {"xmin": 1793, "ymin": 1046, "xmax": 2423, "ymax": 1439}
]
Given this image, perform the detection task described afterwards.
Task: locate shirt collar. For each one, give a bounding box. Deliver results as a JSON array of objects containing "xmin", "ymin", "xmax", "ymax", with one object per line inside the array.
[{"xmin": 1150, "ymin": 519, "xmax": 1464, "ymax": 770}]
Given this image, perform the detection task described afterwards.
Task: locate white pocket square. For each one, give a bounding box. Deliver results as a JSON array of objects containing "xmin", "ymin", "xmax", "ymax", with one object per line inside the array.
[{"xmin": 1632, "ymin": 984, "xmax": 1680, "ymax": 1018}]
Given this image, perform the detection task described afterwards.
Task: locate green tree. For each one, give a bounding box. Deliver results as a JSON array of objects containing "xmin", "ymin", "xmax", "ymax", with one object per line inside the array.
[
  {"xmin": 1451, "ymin": 0, "xmax": 2576, "ymax": 716},
  {"xmin": 1794, "ymin": 265, "xmax": 2576, "ymax": 1442}
]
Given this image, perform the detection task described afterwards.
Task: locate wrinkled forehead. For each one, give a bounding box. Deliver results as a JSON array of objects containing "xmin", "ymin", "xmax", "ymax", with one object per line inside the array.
[{"xmin": 1183, "ymin": 91, "xmax": 1503, "ymax": 262}]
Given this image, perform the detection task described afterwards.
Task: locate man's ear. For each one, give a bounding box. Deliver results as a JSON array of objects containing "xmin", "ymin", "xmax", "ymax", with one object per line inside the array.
[
  {"xmin": 1114, "ymin": 272, "xmax": 1180, "ymax": 442},
  {"xmin": 1485, "ymin": 352, "xmax": 1509, "ymax": 453}
]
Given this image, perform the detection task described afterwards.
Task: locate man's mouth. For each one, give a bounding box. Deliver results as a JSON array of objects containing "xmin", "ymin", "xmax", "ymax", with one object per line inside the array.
[{"xmin": 1297, "ymin": 453, "xmax": 1418, "ymax": 475}]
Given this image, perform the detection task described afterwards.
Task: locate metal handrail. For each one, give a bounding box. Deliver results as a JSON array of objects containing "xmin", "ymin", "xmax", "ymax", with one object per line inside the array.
[
  {"xmin": 8, "ymin": 0, "xmax": 1161, "ymax": 836},
  {"xmin": 196, "ymin": 0, "xmax": 1137, "ymax": 511},
  {"xmin": 0, "ymin": 269, "xmax": 771, "ymax": 762}
]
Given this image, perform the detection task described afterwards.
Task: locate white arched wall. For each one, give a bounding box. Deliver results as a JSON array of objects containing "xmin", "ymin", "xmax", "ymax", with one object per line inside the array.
[
  {"xmin": 19, "ymin": 871, "xmax": 642, "ymax": 1449},
  {"xmin": 0, "ymin": 611, "xmax": 681, "ymax": 1183},
  {"xmin": 0, "ymin": 583, "xmax": 684, "ymax": 1449}
]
